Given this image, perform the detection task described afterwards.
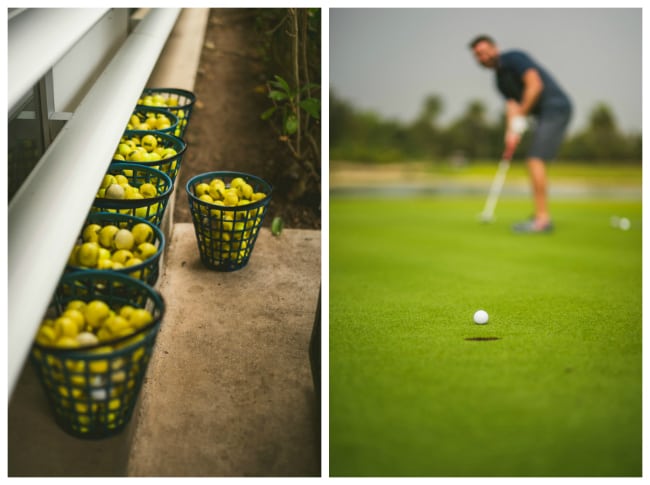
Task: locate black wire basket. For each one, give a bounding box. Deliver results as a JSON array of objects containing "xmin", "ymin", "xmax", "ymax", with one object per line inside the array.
[
  {"xmin": 113, "ymin": 130, "xmax": 187, "ymax": 184},
  {"xmin": 186, "ymin": 171, "xmax": 272, "ymax": 271},
  {"xmin": 30, "ymin": 271, "xmax": 165, "ymax": 439},
  {"xmin": 66, "ymin": 212, "xmax": 165, "ymax": 286},
  {"xmin": 91, "ymin": 162, "xmax": 173, "ymax": 227},
  {"xmin": 138, "ymin": 87, "xmax": 196, "ymax": 137},
  {"xmin": 127, "ymin": 106, "xmax": 179, "ymax": 135}
]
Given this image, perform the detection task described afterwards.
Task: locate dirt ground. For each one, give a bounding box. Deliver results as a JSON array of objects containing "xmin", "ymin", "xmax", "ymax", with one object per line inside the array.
[{"xmin": 173, "ymin": 9, "xmax": 321, "ymax": 230}]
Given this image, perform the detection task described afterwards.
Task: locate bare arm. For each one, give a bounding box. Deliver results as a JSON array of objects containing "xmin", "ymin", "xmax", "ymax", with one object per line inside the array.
[
  {"xmin": 505, "ymin": 68, "xmax": 544, "ymax": 121},
  {"xmin": 514, "ymin": 68, "xmax": 544, "ymax": 116},
  {"xmin": 502, "ymin": 68, "xmax": 544, "ymax": 159}
]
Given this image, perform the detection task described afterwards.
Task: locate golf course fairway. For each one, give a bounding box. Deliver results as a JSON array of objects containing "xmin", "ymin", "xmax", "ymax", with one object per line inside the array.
[{"xmin": 329, "ymin": 196, "xmax": 641, "ymax": 476}]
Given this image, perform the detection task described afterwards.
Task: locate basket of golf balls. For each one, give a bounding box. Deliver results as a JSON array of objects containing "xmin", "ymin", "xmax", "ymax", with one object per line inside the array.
[
  {"xmin": 138, "ymin": 87, "xmax": 196, "ymax": 137},
  {"xmin": 91, "ymin": 162, "xmax": 173, "ymax": 227},
  {"xmin": 30, "ymin": 270, "xmax": 165, "ymax": 439},
  {"xmin": 125, "ymin": 106, "xmax": 179, "ymax": 135},
  {"xmin": 66, "ymin": 212, "xmax": 165, "ymax": 286},
  {"xmin": 113, "ymin": 130, "xmax": 187, "ymax": 184},
  {"xmin": 186, "ymin": 171, "xmax": 272, "ymax": 271}
]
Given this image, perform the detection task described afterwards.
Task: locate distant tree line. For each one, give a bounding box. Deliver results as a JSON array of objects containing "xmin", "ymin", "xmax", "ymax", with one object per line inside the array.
[{"xmin": 330, "ymin": 90, "xmax": 642, "ymax": 163}]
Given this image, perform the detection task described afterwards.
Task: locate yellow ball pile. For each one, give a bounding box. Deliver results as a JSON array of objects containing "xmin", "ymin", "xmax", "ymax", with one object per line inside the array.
[
  {"xmin": 35, "ymin": 299, "xmax": 154, "ymax": 349},
  {"xmin": 68, "ymin": 221, "xmax": 158, "ymax": 278},
  {"xmin": 138, "ymin": 93, "xmax": 179, "ymax": 108},
  {"xmin": 138, "ymin": 93, "xmax": 187, "ymax": 136},
  {"xmin": 194, "ymin": 176, "xmax": 267, "ymax": 208},
  {"xmin": 113, "ymin": 133, "xmax": 178, "ymax": 164},
  {"xmin": 93, "ymin": 170, "xmax": 163, "ymax": 220},
  {"xmin": 95, "ymin": 171, "xmax": 160, "ymax": 201},
  {"xmin": 126, "ymin": 111, "xmax": 174, "ymax": 132}
]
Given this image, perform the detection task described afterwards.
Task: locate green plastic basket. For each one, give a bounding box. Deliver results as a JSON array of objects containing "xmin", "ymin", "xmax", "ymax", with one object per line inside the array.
[
  {"xmin": 113, "ymin": 130, "xmax": 187, "ymax": 184},
  {"xmin": 30, "ymin": 271, "xmax": 165, "ymax": 439},
  {"xmin": 138, "ymin": 88, "xmax": 196, "ymax": 137},
  {"xmin": 127, "ymin": 106, "xmax": 179, "ymax": 135},
  {"xmin": 91, "ymin": 162, "xmax": 172, "ymax": 227},
  {"xmin": 186, "ymin": 171, "xmax": 272, "ymax": 271},
  {"xmin": 66, "ymin": 212, "xmax": 165, "ymax": 286}
]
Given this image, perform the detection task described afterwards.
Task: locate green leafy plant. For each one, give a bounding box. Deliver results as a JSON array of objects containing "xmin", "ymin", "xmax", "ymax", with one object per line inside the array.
[
  {"xmin": 257, "ymin": 8, "xmax": 321, "ymax": 200},
  {"xmin": 262, "ymin": 75, "xmax": 320, "ymax": 137}
]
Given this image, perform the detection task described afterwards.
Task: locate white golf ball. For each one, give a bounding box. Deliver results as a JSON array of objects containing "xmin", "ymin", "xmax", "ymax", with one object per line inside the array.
[
  {"xmin": 473, "ymin": 310, "xmax": 489, "ymax": 325},
  {"xmin": 619, "ymin": 217, "xmax": 631, "ymax": 231},
  {"xmin": 90, "ymin": 388, "xmax": 107, "ymax": 401}
]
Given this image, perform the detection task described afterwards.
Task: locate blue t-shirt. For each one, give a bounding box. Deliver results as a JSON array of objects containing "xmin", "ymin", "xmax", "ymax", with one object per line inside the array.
[{"xmin": 496, "ymin": 50, "xmax": 571, "ymax": 115}]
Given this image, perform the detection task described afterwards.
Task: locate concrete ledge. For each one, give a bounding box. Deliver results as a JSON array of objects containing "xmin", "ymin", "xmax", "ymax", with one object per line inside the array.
[
  {"xmin": 128, "ymin": 224, "xmax": 321, "ymax": 476},
  {"xmin": 8, "ymin": 364, "xmax": 134, "ymax": 476},
  {"xmin": 146, "ymin": 8, "xmax": 209, "ymax": 91},
  {"xmin": 145, "ymin": 7, "xmax": 210, "ymax": 261}
]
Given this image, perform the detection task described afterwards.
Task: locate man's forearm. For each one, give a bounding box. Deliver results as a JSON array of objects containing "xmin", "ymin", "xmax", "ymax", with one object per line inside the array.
[{"xmin": 519, "ymin": 68, "xmax": 544, "ymax": 115}]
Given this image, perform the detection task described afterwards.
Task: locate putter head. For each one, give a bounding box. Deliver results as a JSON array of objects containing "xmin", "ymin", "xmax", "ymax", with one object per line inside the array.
[{"xmin": 478, "ymin": 212, "xmax": 495, "ymax": 224}]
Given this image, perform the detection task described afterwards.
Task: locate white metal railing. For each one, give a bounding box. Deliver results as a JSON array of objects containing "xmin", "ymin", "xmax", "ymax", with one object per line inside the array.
[
  {"xmin": 8, "ymin": 8, "xmax": 181, "ymax": 396},
  {"xmin": 8, "ymin": 8, "xmax": 110, "ymax": 113}
]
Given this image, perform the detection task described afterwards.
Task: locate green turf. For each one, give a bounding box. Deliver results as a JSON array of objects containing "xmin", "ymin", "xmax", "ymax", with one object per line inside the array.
[
  {"xmin": 329, "ymin": 195, "xmax": 642, "ymax": 477},
  {"xmin": 430, "ymin": 161, "xmax": 642, "ymax": 186}
]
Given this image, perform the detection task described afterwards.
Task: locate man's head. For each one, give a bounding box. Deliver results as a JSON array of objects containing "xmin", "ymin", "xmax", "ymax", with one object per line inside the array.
[{"xmin": 470, "ymin": 35, "xmax": 499, "ymax": 69}]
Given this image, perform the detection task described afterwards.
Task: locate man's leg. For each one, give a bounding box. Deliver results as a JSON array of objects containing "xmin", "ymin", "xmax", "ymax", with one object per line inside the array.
[
  {"xmin": 527, "ymin": 157, "xmax": 550, "ymax": 228},
  {"xmin": 514, "ymin": 108, "xmax": 570, "ymax": 233}
]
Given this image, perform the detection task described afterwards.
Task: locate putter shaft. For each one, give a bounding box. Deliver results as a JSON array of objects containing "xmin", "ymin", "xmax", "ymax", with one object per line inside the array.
[{"xmin": 480, "ymin": 159, "xmax": 510, "ymax": 220}]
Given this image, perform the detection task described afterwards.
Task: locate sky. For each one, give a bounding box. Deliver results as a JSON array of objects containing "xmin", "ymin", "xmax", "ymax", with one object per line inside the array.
[{"xmin": 329, "ymin": 8, "xmax": 642, "ymax": 135}]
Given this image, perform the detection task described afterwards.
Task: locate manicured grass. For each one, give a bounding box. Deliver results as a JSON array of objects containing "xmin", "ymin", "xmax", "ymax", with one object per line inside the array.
[
  {"xmin": 431, "ymin": 161, "xmax": 643, "ymax": 189},
  {"xmin": 430, "ymin": 160, "xmax": 642, "ymax": 184},
  {"xmin": 329, "ymin": 195, "xmax": 641, "ymax": 476}
]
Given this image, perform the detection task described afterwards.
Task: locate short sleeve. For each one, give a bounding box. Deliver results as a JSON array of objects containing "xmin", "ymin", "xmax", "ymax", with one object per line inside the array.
[{"xmin": 500, "ymin": 51, "xmax": 536, "ymax": 77}]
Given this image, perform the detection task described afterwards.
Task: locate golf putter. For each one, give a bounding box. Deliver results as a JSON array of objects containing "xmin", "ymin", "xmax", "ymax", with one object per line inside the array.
[{"xmin": 479, "ymin": 158, "xmax": 510, "ymax": 223}]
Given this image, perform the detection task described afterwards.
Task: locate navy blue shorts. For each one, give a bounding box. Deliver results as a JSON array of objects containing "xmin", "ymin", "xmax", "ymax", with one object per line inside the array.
[{"xmin": 528, "ymin": 108, "xmax": 572, "ymax": 161}]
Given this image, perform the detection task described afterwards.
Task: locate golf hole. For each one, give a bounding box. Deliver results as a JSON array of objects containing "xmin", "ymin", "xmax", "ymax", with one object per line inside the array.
[{"xmin": 464, "ymin": 337, "xmax": 501, "ymax": 342}]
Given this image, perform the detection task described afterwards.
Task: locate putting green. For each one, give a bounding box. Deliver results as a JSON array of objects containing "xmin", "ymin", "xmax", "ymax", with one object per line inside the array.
[{"xmin": 329, "ymin": 196, "xmax": 641, "ymax": 476}]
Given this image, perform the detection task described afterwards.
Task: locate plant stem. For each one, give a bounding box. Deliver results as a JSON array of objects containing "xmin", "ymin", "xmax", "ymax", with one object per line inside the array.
[
  {"xmin": 301, "ymin": 10, "xmax": 311, "ymax": 138},
  {"xmin": 290, "ymin": 8, "xmax": 301, "ymax": 157}
]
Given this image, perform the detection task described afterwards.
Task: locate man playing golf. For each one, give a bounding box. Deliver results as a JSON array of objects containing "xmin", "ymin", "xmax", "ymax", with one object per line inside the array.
[{"xmin": 470, "ymin": 35, "xmax": 572, "ymax": 233}]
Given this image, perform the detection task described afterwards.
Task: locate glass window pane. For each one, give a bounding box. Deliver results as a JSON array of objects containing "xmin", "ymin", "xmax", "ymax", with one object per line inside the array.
[{"xmin": 8, "ymin": 87, "xmax": 45, "ymax": 201}]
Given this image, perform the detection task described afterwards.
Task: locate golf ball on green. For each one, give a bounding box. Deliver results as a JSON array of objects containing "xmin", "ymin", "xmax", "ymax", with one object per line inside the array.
[
  {"xmin": 473, "ymin": 310, "xmax": 489, "ymax": 325},
  {"xmin": 619, "ymin": 217, "xmax": 631, "ymax": 231}
]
